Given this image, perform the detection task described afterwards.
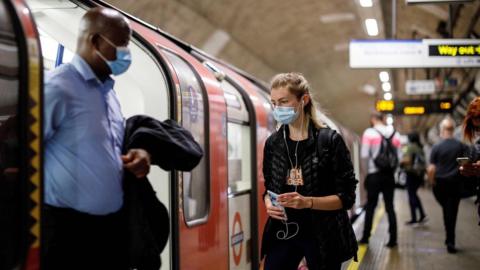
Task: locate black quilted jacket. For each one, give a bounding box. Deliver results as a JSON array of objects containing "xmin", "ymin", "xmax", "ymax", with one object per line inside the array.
[{"xmin": 261, "ymin": 123, "xmax": 358, "ymax": 265}]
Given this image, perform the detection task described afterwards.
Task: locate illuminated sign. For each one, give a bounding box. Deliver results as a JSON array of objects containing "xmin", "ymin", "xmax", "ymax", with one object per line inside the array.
[
  {"xmin": 405, "ymin": 80, "xmax": 436, "ymax": 95},
  {"xmin": 350, "ymin": 39, "xmax": 480, "ymax": 68},
  {"xmin": 404, "ymin": 106, "xmax": 425, "ymax": 115},
  {"xmin": 376, "ymin": 98, "xmax": 452, "ymax": 115},
  {"xmin": 430, "ymin": 44, "xmax": 480, "ymax": 57},
  {"xmin": 406, "ymin": 0, "xmax": 473, "ymax": 3},
  {"xmin": 376, "ymin": 100, "xmax": 394, "ymax": 111}
]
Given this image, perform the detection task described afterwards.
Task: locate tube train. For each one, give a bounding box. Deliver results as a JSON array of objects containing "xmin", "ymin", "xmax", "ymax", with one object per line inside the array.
[{"xmin": 0, "ymin": 0, "xmax": 364, "ymax": 269}]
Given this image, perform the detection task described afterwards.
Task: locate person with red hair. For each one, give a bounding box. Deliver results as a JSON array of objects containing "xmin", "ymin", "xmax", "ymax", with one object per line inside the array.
[{"xmin": 459, "ymin": 97, "xmax": 480, "ymax": 226}]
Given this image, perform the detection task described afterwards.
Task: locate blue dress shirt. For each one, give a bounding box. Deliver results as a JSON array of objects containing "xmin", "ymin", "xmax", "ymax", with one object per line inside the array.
[{"xmin": 44, "ymin": 55, "xmax": 125, "ymax": 215}]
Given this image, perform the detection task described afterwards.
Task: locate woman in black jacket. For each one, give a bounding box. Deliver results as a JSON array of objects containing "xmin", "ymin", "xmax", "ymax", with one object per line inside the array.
[
  {"xmin": 261, "ymin": 73, "xmax": 358, "ymax": 270},
  {"xmin": 460, "ymin": 97, "xmax": 480, "ymax": 225}
]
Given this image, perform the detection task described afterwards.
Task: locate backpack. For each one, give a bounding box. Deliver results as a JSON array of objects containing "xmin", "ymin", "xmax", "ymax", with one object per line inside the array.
[
  {"xmin": 411, "ymin": 151, "xmax": 426, "ymax": 176},
  {"xmin": 316, "ymin": 127, "xmax": 359, "ymax": 262},
  {"xmin": 373, "ymin": 129, "xmax": 399, "ymax": 172}
]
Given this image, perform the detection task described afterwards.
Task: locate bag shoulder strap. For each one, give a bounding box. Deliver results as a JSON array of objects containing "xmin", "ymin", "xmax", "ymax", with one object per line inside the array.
[
  {"xmin": 317, "ymin": 127, "xmax": 335, "ymax": 153},
  {"xmin": 373, "ymin": 128, "xmax": 396, "ymax": 141}
]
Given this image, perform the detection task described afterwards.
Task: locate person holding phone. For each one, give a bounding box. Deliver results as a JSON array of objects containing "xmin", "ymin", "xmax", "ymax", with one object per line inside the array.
[
  {"xmin": 261, "ymin": 73, "xmax": 358, "ymax": 270},
  {"xmin": 427, "ymin": 117, "xmax": 469, "ymax": 253},
  {"xmin": 460, "ymin": 97, "xmax": 480, "ymax": 225}
]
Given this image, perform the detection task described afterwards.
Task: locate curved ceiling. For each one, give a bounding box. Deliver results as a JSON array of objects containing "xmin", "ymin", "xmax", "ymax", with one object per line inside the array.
[{"xmin": 106, "ymin": 0, "xmax": 480, "ymax": 135}]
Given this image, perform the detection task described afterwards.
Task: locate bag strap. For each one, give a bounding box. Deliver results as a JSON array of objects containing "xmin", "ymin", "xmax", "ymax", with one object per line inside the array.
[
  {"xmin": 317, "ymin": 127, "xmax": 335, "ymax": 156},
  {"xmin": 373, "ymin": 128, "xmax": 396, "ymax": 141}
]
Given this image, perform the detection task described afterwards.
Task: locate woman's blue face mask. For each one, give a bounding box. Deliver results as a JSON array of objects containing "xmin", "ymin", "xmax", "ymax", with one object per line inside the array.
[
  {"xmin": 272, "ymin": 101, "xmax": 303, "ymax": 125},
  {"xmin": 96, "ymin": 35, "xmax": 132, "ymax": 76}
]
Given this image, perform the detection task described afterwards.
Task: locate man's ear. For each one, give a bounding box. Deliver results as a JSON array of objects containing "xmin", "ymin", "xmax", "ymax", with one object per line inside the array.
[{"xmin": 89, "ymin": 33, "xmax": 100, "ymax": 49}]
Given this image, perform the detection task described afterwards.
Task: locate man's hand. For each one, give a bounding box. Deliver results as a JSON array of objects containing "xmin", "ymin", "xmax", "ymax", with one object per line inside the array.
[{"xmin": 122, "ymin": 149, "xmax": 151, "ymax": 178}]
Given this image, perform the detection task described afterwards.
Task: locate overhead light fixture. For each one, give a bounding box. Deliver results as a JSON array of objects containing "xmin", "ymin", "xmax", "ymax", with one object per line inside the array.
[
  {"xmin": 382, "ymin": 82, "xmax": 391, "ymax": 92},
  {"xmin": 365, "ymin": 19, "xmax": 379, "ymax": 36},
  {"xmin": 334, "ymin": 42, "xmax": 349, "ymax": 51},
  {"xmin": 359, "ymin": 0, "xmax": 373, "ymax": 7},
  {"xmin": 384, "ymin": 92, "xmax": 393, "ymax": 100},
  {"xmin": 406, "ymin": 0, "xmax": 472, "ymax": 4},
  {"xmin": 362, "ymin": 84, "xmax": 376, "ymax": 95},
  {"xmin": 379, "ymin": 71, "xmax": 389, "ymax": 82},
  {"xmin": 320, "ymin": 13, "xmax": 355, "ymax": 23},
  {"xmin": 386, "ymin": 114, "xmax": 394, "ymax": 126}
]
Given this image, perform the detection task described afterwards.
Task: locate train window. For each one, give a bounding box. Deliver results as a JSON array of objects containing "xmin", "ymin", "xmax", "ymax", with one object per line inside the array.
[
  {"xmin": 38, "ymin": 29, "xmax": 74, "ymax": 71},
  {"xmin": 217, "ymin": 80, "xmax": 252, "ymax": 194},
  {"xmin": 227, "ymin": 122, "xmax": 252, "ymax": 194},
  {"xmin": 221, "ymin": 80, "xmax": 249, "ymax": 123},
  {"xmin": 162, "ymin": 50, "xmax": 209, "ymax": 224},
  {"xmin": 0, "ymin": 2, "xmax": 21, "ymax": 268}
]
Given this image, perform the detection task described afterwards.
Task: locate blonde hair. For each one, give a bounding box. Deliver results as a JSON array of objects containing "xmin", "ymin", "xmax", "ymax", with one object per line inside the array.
[{"xmin": 270, "ymin": 72, "xmax": 324, "ymax": 129}]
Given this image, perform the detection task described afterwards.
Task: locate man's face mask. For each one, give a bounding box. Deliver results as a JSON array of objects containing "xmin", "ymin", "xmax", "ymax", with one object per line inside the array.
[{"xmin": 96, "ymin": 34, "xmax": 132, "ymax": 76}]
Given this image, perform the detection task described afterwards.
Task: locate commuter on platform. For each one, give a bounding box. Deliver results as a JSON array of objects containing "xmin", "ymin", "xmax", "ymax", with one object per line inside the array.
[
  {"xmin": 400, "ymin": 132, "xmax": 427, "ymax": 225},
  {"xmin": 459, "ymin": 97, "xmax": 480, "ymax": 225},
  {"xmin": 427, "ymin": 117, "xmax": 468, "ymax": 253},
  {"xmin": 359, "ymin": 113, "xmax": 401, "ymax": 248},
  {"xmin": 261, "ymin": 73, "xmax": 358, "ymax": 270},
  {"xmin": 43, "ymin": 8, "xmax": 150, "ymax": 269}
]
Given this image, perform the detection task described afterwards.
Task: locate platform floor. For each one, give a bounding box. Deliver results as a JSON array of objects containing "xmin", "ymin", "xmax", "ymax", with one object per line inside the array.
[{"xmin": 345, "ymin": 188, "xmax": 480, "ymax": 270}]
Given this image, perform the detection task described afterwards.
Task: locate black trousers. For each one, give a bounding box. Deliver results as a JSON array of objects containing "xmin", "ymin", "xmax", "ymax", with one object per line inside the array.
[
  {"xmin": 406, "ymin": 172, "xmax": 425, "ymax": 221},
  {"xmin": 433, "ymin": 179, "xmax": 461, "ymax": 246},
  {"xmin": 362, "ymin": 171, "xmax": 397, "ymax": 243},
  {"xmin": 43, "ymin": 205, "xmax": 128, "ymax": 270},
  {"xmin": 264, "ymin": 236, "xmax": 341, "ymax": 270}
]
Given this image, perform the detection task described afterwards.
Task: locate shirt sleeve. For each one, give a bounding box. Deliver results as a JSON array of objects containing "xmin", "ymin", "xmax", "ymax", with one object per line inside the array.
[
  {"xmin": 360, "ymin": 130, "xmax": 371, "ymax": 159},
  {"xmin": 44, "ymin": 80, "xmax": 69, "ymax": 141},
  {"xmin": 331, "ymin": 132, "xmax": 358, "ymax": 210},
  {"xmin": 429, "ymin": 145, "xmax": 438, "ymax": 164}
]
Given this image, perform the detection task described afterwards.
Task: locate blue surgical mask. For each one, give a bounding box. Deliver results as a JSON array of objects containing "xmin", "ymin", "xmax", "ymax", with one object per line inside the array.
[
  {"xmin": 96, "ymin": 35, "xmax": 132, "ymax": 76},
  {"xmin": 273, "ymin": 106, "xmax": 300, "ymax": 125}
]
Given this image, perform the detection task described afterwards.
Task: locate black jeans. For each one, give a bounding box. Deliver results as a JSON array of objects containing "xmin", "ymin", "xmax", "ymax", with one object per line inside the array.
[
  {"xmin": 433, "ymin": 179, "xmax": 461, "ymax": 246},
  {"xmin": 362, "ymin": 171, "xmax": 397, "ymax": 243},
  {"xmin": 406, "ymin": 172, "xmax": 426, "ymax": 221},
  {"xmin": 43, "ymin": 205, "xmax": 128, "ymax": 270},
  {"xmin": 264, "ymin": 236, "xmax": 341, "ymax": 270}
]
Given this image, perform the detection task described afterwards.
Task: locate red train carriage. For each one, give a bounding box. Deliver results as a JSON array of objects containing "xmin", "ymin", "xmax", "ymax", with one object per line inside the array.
[{"xmin": 0, "ymin": 1, "xmax": 363, "ymax": 269}]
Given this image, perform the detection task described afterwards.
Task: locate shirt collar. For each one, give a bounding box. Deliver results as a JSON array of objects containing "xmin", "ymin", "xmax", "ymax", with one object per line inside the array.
[{"xmin": 71, "ymin": 55, "xmax": 115, "ymax": 92}]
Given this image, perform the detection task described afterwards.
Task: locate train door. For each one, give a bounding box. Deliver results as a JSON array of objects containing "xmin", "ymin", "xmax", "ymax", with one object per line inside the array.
[
  {"xmin": 26, "ymin": 0, "xmax": 174, "ymax": 268},
  {"xmin": 197, "ymin": 65, "xmax": 257, "ymax": 269},
  {"xmin": 0, "ymin": 1, "xmax": 43, "ymax": 269}
]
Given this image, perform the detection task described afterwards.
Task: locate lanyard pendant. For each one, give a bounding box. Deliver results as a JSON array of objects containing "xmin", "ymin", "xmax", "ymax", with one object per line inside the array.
[{"xmin": 287, "ymin": 168, "xmax": 304, "ymax": 186}]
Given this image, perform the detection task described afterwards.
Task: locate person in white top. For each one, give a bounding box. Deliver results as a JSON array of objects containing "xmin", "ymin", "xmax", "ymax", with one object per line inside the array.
[{"xmin": 359, "ymin": 113, "xmax": 401, "ymax": 247}]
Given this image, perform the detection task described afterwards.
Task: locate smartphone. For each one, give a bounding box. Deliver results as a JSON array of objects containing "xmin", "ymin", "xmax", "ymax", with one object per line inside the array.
[
  {"xmin": 267, "ymin": 190, "xmax": 287, "ymax": 218},
  {"xmin": 456, "ymin": 157, "xmax": 471, "ymax": 165}
]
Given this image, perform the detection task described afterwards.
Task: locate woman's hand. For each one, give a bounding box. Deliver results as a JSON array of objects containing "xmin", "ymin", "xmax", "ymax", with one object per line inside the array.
[
  {"xmin": 460, "ymin": 161, "xmax": 480, "ymax": 177},
  {"xmin": 265, "ymin": 196, "xmax": 287, "ymax": 220},
  {"xmin": 278, "ymin": 192, "xmax": 311, "ymax": 209}
]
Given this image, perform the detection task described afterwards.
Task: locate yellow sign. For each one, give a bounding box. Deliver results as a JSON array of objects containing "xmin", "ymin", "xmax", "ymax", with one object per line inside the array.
[
  {"xmin": 376, "ymin": 100, "xmax": 394, "ymax": 112},
  {"xmin": 440, "ymin": 102, "xmax": 452, "ymax": 109},
  {"xmin": 404, "ymin": 106, "xmax": 425, "ymax": 115}
]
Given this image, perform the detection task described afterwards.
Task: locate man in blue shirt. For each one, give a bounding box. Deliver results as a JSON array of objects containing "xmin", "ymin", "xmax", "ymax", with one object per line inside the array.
[{"xmin": 43, "ymin": 7, "xmax": 150, "ymax": 269}]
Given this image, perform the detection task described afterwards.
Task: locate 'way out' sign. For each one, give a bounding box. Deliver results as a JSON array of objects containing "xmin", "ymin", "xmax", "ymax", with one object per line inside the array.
[{"xmin": 349, "ymin": 39, "xmax": 480, "ymax": 68}]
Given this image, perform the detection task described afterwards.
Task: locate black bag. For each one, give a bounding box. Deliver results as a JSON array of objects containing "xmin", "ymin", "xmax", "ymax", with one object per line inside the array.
[
  {"xmin": 460, "ymin": 175, "xmax": 479, "ymax": 199},
  {"xmin": 373, "ymin": 129, "xmax": 399, "ymax": 172},
  {"xmin": 317, "ymin": 128, "xmax": 358, "ymax": 262},
  {"xmin": 123, "ymin": 115, "xmax": 204, "ymax": 270}
]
